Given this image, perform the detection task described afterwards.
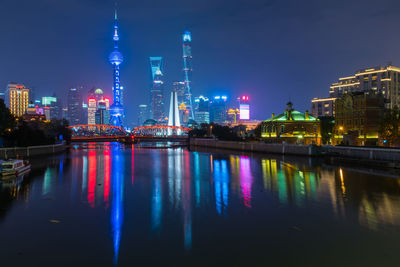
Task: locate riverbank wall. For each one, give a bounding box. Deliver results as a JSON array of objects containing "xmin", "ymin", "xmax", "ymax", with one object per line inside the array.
[
  {"xmin": 0, "ymin": 143, "xmax": 66, "ymax": 159},
  {"xmin": 190, "ymin": 138, "xmax": 321, "ymax": 156},
  {"xmin": 190, "ymin": 138, "xmax": 400, "ymax": 164}
]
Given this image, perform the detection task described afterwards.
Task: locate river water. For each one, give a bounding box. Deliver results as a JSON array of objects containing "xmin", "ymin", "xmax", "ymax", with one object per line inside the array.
[{"xmin": 1, "ymin": 142, "xmax": 400, "ymax": 266}]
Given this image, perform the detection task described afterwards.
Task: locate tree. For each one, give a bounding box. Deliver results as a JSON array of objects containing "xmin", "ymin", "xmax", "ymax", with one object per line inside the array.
[
  {"xmin": 0, "ymin": 99, "xmax": 15, "ymax": 136},
  {"xmin": 319, "ymin": 116, "xmax": 334, "ymax": 144},
  {"xmin": 379, "ymin": 107, "xmax": 400, "ymax": 147},
  {"xmin": 253, "ymin": 123, "xmax": 263, "ymax": 139}
]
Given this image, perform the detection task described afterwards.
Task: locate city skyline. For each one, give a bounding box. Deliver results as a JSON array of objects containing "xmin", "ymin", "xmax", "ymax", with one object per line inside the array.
[{"xmin": 1, "ymin": 0, "xmax": 400, "ymax": 124}]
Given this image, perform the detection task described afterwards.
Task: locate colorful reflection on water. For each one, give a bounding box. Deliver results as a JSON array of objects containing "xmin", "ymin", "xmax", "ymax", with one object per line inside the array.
[{"xmin": 1, "ymin": 142, "xmax": 400, "ymax": 266}]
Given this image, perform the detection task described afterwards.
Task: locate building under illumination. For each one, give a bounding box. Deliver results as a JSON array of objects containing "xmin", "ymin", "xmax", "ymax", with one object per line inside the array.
[
  {"xmin": 261, "ymin": 102, "xmax": 321, "ymax": 145},
  {"xmin": 149, "ymin": 57, "xmax": 165, "ymax": 122},
  {"xmin": 330, "ymin": 64, "xmax": 400, "ymax": 109},
  {"xmin": 137, "ymin": 104, "xmax": 148, "ymax": 126},
  {"xmin": 239, "ymin": 95, "xmax": 250, "ymax": 120},
  {"xmin": 311, "ymin": 97, "xmax": 336, "ymax": 118},
  {"xmin": 95, "ymin": 100, "xmax": 110, "ymax": 125},
  {"xmin": 210, "ymin": 96, "xmax": 228, "ymax": 123},
  {"xmin": 194, "ymin": 95, "xmax": 210, "ymax": 124},
  {"xmin": 333, "ymin": 91, "xmax": 384, "ymax": 146},
  {"xmin": 182, "ymin": 31, "xmax": 194, "ymax": 120},
  {"xmin": 88, "ymin": 98, "xmax": 97, "ymax": 125},
  {"xmin": 67, "ymin": 87, "xmax": 83, "ymax": 125},
  {"xmin": 5, "ymin": 83, "xmax": 29, "ymax": 117},
  {"xmin": 42, "ymin": 95, "xmax": 62, "ymax": 120}
]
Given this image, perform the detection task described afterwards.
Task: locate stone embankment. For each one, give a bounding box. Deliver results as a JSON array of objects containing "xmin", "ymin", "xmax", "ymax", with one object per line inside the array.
[
  {"xmin": 190, "ymin": 138, "xmax": 400, "ymax": 167},
  {"xmin": 0, "ymin": 143, "xmax": 66, "ymax": 159}
]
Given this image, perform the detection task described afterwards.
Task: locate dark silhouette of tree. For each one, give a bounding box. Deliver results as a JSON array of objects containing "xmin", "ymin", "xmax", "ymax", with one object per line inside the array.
[
  {"xmin": 379, "ymin": 107, "xmax": 400, "ymax": 147},
  {"xmin": 0, "ymin": 99, "xmax": 15, "ymax": 136},
  {"xmin": 319, "ymin": 116, "xmax": 334, "ymax": 144}
]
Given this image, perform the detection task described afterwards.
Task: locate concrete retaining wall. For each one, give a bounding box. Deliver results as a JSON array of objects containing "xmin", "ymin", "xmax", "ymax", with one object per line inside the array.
[
  {"xmin": 190, "ymin": 138, "xmax": 320, "ymax": 156},
  {"xmin": 325, "ymin": 146, "xmax": 400, "ymax": 162},
  {"xmin": 190, "ymin": 138, "xmax": 400, "ymax": 162},
  {"xmin": 0, "ymin": 143, "xmax": 66, "ymax": 159}
]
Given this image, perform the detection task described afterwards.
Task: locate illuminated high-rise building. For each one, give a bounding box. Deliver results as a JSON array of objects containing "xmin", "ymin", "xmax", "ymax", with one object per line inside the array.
[
  {"xmin": 88, "ymin": 98, "xmax": 97, "ymax": 125},
  {"xmin": 209, "ymin": 96, "xmax": 228, "ymax": 123},
  {"xmin": 330, "ymin": 64, "xmax": 400, "ymax": 109},
  {"xmin": 109, "ymin": 9, "xmax": 124, "ymax": 127},
  {"xmin": 42, "ymin": 95, "xmax": 62, "ymax": 120},
  {"xmin": 182, "ymin": 31, "xmax": 194, "ymax": 120},
  {"xmin": 95, "ymin": 100, "xmax": 110, "ymax": 125},
  {"xmin": 6, "ymin": 83, "xmax": 29, "ymax": 117},
  {"xmin": 67, "ymin": 87, "xmax": 82, "ymax": 125},
  {"xmin": 149, "ymin": 57, "xmax": 165, "ymax": 122},
  {"xmin": 194, "ymin": 95, "xmax": 210, "ymax": 124},
  {"xmin": 239, "ymin": 95, "xmax": 250, "ymax": 120},
  {"xmin": 137, "ymin": 104, "xmax": 148, "ymax": 126}
]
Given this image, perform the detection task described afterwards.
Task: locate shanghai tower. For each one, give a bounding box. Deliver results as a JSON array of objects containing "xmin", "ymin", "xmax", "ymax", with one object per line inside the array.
[
  {"xmin": 182, "ymin": 30, "xmax": 194, "ymax": 120},
  {"xmin": 109, "ymin": 9, "xmax": 124, "ymax": 127}
]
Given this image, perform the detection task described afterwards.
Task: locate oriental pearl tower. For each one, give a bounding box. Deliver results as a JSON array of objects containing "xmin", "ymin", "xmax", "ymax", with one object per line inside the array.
[{"xmin": 109, "ymin": 9, "xmax": 124, "ymax": 127}]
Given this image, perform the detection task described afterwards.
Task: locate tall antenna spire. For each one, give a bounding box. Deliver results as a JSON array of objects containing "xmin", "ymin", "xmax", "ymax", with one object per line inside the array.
[
  {"xmin": 109, "ymin": 1, "xmax": 124, "ymax": 127},
  {"xmin": 114, "ymin": 2, "xmax": 118, "ymax": 21}
]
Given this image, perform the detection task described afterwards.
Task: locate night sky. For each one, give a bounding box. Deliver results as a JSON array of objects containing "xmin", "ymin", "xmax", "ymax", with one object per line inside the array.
[{"xmin": 1, "ymin": 0, "xmax": 400, "ymax": 124}]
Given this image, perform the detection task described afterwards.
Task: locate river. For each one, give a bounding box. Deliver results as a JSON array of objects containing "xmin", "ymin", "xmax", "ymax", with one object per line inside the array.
[{"xmin": 0, "ymin": 142, "xmax": 400, "ymax": 266}]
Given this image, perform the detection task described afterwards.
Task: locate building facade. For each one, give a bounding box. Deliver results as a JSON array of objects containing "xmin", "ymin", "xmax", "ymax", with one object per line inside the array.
[
  {"xmin": 261, "ymin": 102, "xmax": 321, "ymax": 145},
  {"xmin": 333, "ymin": 91, "xmax": 385, "ymax": 146},
  {"xmin": 330, "ymin": 65, "xmax": 400, "ymax": 109},
  {"xmin": 209, "ymin": 96, "xmax": 228, "ymax": 124},
  {"xmin": 42, "ymin": 95, "xmax": 62, "ymax": 120},
  {"xmin": 6, "ymin": 83, "xmax": 29, "ymax": 117},
  {"xmin": 137, "ymin": 104, "xmax": 148, "ymax": 126},
  {"xmin": 67, "ymin": 87, "xmax": 82, "ymax": 125},
  {"xmin": 182, "ymin": 31, "xmax": 194, "ymax": 120},
  {"xmin": 311, "ymin": 97, "xmax": 336, "ymax": 118},
  {"xmin": 149, "ymin": 57, "xmax": 165, "ymax": 123},
  {"xmin": 95, "ymin": 100, "xmax": 110, "ymax": 125},
  {"xmin": 194, "ymin": 95, "xmax": 210, "ymax": 124},
  {"xmin": 239, "ymin": 95, "xmax": 250, "ymax": 120},
  {"xmin": 88, "ymin": 98, "xmax": 97, "ymax": 125}
]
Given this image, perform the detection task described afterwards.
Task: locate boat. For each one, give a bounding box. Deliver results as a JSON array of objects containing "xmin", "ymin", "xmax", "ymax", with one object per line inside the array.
[{"xmin": 1, "ymin": 159, "xmax": 31, "ymax": 178}]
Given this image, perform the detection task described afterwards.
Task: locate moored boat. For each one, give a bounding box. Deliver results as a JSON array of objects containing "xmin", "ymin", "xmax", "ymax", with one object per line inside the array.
[{"xmin": 1, "ymin": 159, "xmax": 31, "ymax": 178}]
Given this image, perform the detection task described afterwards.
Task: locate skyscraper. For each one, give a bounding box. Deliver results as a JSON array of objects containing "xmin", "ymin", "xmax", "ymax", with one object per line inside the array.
[
  {"xmin": 109, "ymin": 10, "xmax": 124, "ymax": 127},
  {"xmin": 67, "ymin": 87, "xmax": 82, "ymax": 125},
  {"xmin": 182, "ymin": 31, "xmax": 194, "ymax": 120},
  {"xmin": 6, "ymin": 83, "xmax": 29, "ymax": 117},
  {"xmin": 149, "ymin": 57, "xmax": 165, "ymax": 122},
  {"xmin": 137, "ymin": 104, "xmax": 148, "ymax": 126},
  {"xmin": 88, "ymin": 97, "xmax": 97, "ymax": 125},
  {"xmin": 95, "ymin": 100, "xmax": 110, "ymax": 125},
  {"xmin": 210, "ymin": 96, "xmax": 228, "ymax": 123},
  {"xmin": 42, "ymin": 95, "xmax": 62, "ymax": 120},
  {"xmin": 194, "ymin": 95, "xmax": 210, "ymax": 124}
]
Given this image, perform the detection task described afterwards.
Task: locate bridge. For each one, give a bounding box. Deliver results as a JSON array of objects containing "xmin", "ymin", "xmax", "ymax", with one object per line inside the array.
[
  {"xmin": 68, "ymin": 124, "xmax": 130, "ymax": 142},
  {"xmin": 68, "ymin": 125, "xmax": 191, "ymax": 143},
  {"xmin": 131, "ymin": 125, "xmax": 191, "ymax": 142}
]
